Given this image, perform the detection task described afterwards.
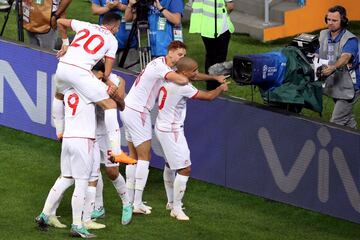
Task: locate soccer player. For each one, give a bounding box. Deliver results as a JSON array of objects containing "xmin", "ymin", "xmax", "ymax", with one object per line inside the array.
[
  {"xmin": 120, "ymin": 41, "xmax": 189, "ymax": 214},
  {"xmin": 155, "ymin": 57, "xmax": 228, "ymax": 220},
  {"xmin": 121, "ymin": 41, "xmax": 227, "ymax": 214},
  {"xmin": 53, "ymin": 12, "xmax": 134, "ymax": 166},
  {"xmin": 88, "ymin": 71, "xmax": 133, "ymax": 225}
]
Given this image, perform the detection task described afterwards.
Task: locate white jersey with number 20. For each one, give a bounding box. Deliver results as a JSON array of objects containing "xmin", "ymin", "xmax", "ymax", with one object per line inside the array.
[{"xmin": 60, "ymin": 20, "xmax": 118, "ymax": 70}]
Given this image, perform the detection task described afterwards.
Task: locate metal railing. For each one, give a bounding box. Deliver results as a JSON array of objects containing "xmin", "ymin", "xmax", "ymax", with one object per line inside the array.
[{"xmin": 263, "ymin": 0, "xmax": 273, "ymax": 25}]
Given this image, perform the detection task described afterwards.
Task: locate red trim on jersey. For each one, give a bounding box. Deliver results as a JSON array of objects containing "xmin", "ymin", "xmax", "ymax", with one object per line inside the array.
[
  {"xmin": 105, "ymin": 55, "xmax": 115, "ymax": 60},
  {"xmin": 191, "ymin": 90, "xmax": 200, "ymax": 99},
  {"xmin": 164, "ymin": 71, "xmax": 172, "ymax": 80},
  {"xmin": 59, "ymin": 61, "xmax": 92, "ymax": 73},
  {"xmin": 125, "ymin": 105, "xmax": 149, "ymax": 114}
]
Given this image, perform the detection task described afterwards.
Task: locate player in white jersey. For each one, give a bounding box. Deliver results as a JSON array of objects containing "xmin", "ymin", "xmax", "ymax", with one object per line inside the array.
[
  {"xmin": 35, "ymin": 62, "xmax": 127, "ymax": 237},
  {"xmin": 53, "ymin": 13, "xmax": 135, "ymax": 168},
  {"xmin": 36, "ymin": 86, "xmax": 98, "ymax": 238},
  {"xmin": 155, "ymin": 57, "xmax": 228, "ymax": 221},
  {"xmin": 86, "ymin": 71, "xmax": 133, "ymax": 226},
  {"xmin": 121, "ymin": 41, "xmax": 190, "ymax": 214},
  {"xmin": 122, "ymin": 41, "xmax": 228, "ymax": 214}
]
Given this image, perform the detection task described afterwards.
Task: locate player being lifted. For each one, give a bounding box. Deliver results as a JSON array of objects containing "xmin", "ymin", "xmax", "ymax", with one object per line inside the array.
[
  {"xmin": 52, "ymin": 12, "xmax": 134, "ymax": 167},
  {"xmin": 155, "ymin": 57, "xmax": 228, "ymax": 220}
]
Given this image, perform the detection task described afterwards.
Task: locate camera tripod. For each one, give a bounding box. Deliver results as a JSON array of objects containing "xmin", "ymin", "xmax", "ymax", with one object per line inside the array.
[
  {"xmin": 118, "ymin": 18, "xmax": 152, "ymax": 70},
  {"xmin": 0, "ymin": 0, "xmax": 24, "ymax": 41}
]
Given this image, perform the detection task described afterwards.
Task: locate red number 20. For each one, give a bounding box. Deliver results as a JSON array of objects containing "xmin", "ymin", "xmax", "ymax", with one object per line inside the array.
[
  {"xmin": 70, "ymin": 29, "xmax": 104, "ymax": 55},
  {"xmin": 68, "ymin": 93, "xmax": 79, "ymax": 116}
]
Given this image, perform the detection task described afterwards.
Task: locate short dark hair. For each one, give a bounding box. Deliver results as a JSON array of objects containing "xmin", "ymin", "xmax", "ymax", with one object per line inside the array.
[
  {"xmin": 92, "ymin": 60, "xmax": 105, "ymax": 73},
  {"xmin": 167, "ymin": 41, "xmax": 187, "ymax": 52},
  {"xmin": 327, "ymin": 5, "xmax": 348, "ymax": 28},
  {"xmin": 176, "ymin": 57, "xmax": 197, "ymax": 72},
  {"xmin": 102, "ymin": 13, "xmax": 121, "ymax": 25}
]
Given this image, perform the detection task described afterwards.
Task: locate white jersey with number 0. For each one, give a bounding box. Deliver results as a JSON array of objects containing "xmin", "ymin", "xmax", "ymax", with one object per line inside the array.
[
  {"xmin": 125, "ymin": 56, "xmax": 174, "ymax": 112},
  {"xmin": 60, "ymin": 20, "xmax": 118, "ymax": 70},
  {"xmin": 63, "ymin": 88, "xmax": 96, "ymax": 139},
  {"xmin": 156, "ymin": 82, "xmax": 199, "ymax": 132}
]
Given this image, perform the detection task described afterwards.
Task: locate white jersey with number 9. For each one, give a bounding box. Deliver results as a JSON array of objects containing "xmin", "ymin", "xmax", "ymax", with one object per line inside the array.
[{"xmin": 63, "ymin": 88, "xmax": 96, "ymax": 139}]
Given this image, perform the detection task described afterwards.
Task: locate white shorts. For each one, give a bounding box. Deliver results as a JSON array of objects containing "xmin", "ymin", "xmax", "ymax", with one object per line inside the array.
[
  {"xmin": 94, "ymin": 134, "xmax": 119, "ymax": 168},
  {"xmin": 55, "ymin": 62, "xmax": 109, "ymax": 104},
  {"xmin": 121, "ymin": 106, "xmax": 152, "ymax": 147},
  {"xmin": 155, "ymin": 127, "xmax": 191, "ymax": 170},
  {"xmin": 61, "ymin": 138, "xmax": 97, "ymax": 180}
]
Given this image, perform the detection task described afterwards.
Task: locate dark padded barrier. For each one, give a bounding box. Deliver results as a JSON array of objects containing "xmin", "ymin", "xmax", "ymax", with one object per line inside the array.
[{"xmin": 1, "ymin": 38, "xmax": 360, "ymax": 223}]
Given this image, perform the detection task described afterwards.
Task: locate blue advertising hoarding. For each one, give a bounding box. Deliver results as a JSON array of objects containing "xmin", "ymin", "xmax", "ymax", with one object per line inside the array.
[{"xmin": 1, "ymin": 39, "xmax": 360, "ymax": 224}]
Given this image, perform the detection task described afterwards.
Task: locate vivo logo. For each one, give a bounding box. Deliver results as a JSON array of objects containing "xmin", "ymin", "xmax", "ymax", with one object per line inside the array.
[
  {"xmin": 258, "ymin": 126, "xmax": 360, "ymax": 212},
  {"xmin": 0, "ymin": 60, "xmax": 55, "ymax": 125}
]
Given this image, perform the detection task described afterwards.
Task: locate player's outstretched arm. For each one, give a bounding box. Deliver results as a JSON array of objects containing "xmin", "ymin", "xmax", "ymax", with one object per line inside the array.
[
  {"xmin": 194, "ymin": 82, "xmax": 228, "ymax": 101},
  {"xmin": 56, "ymin": 19, "xmax": 72, "ymax": 58},
  {"xmin": 166, "ymin": 71, "xmax": 189, "ymax": 85},
  {"xmin": 193, "ymin": 72, "xmax": 230, "ymax": 84}
]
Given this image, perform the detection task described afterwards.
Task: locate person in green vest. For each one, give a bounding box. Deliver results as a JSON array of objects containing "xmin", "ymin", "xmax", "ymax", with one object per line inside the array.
[{"xmin": 189, "ymin": 0, "xmax": 234, "ymax": 90}]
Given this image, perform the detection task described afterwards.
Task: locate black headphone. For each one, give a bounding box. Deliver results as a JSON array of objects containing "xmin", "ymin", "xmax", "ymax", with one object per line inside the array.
[{"xmin": 324, "ymin": 5, "xmax": 348, "ymax": 28}]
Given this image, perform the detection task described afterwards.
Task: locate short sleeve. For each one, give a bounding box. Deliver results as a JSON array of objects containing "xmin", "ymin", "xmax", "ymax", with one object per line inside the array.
[
  {"xmin": 105, "ymin": 37, "xmax": 118, "ymax": 59},
  {"xmin": 70, "ymin": 20, "xmax": 88, "ymax": 33},
  {"xmin": 342, "ymin": 37, "xmax": 359, "ymax": 59},
  {"xmin": 167, "ymin": 0, "xmax": 184, "ymax": 14},
  {"xmin": 181, "ymin": 83, "xmax": 198, "ymax": 99}
]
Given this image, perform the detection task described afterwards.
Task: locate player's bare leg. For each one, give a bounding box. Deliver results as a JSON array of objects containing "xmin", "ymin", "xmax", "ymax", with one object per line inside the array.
[{"xmin": 171, "ymin": 166, "xmax": 191, "ymax": 221}]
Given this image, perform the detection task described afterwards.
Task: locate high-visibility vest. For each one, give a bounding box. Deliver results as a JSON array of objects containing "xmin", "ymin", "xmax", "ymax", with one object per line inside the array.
[
  {"xmin": 22, "ymin": 0, "xmax": 53, "ymax": 33},
  {"xmin": 189, "ymin": 0, "xmax": 234, "ymax": 38}
]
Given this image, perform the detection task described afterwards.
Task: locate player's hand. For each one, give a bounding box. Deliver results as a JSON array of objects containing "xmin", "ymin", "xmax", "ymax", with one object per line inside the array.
[
  {"xmin": 321, "ymin": 64, "xmax": 336, "ymax": 77},
  {"xmin": 57, "ymin": 133, "xmax": 63, "ymax": 142},
  {"xmin": 154, "ymin": 0, "xmax": 162, "ymax": 10},
  {"xmin": 220, "ymin": 81, "xmax": 229, "ymax": 92},
  {"xmin": 107, "ymin": 85, "xmax": 118, "ymax": 96},
  {"xmin": 214, "ymin": 75, "xmax": 230, "ymax": 84},
  {"xmin": 57, "ymin": 45, "xmax": 68, "ymax": 58},
  {"xmin": 128, "ymin": 0, "xmax": 136, "ymax": 7},
  {"xmin": 51, "ymin": 15, "xmax": 57, "ymax": 30}
]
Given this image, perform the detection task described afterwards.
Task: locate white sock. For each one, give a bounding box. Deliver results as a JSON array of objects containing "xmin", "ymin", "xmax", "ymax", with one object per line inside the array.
[
  {"xmin": 104, "ymin": 109, "xmax": 121, "ymax": 155},
  {"xmin": 134, "ymin": 160, "xmax": 150, "ymax": 206},
  {"xmin": 112, "ymin": 174, "xmax": 130, "ymax": 206},
  {"xmin": 42, "ymin": 177, "xmax": 74, "ymax": 216},
  {"xmin": 163, "ymin": 165, "xmax": 175, "ymax": 204},
  {"xmin": 71, "ymin": 179, "xmax": 88, "ymax": 226},
  {"xmin": 95, "ymin": 172, "xmax": 104, "ymax": 210},
  {"xmin": 173, "ymin": 174, "xmax": 189, "ymax": 212},
  {"xmin": 126, "ymin": 164, "xmax": 136, "ymax": 204},
  {"xmin": 52, "ymin": 98, "xmax": 64, "ymax": 137},
  {"xmin": 82, "ymin": 186, "xmax": 96, "ymax": 223}
]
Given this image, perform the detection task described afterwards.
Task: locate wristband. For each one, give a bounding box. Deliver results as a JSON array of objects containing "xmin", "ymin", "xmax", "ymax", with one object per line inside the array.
[
  {"xmin": 159, "ymin": 7, "xmax": 166, "ymax": 12},
  {"xmin": 62, "ymin": 38, "xmax": 69, "ymax": 46}
]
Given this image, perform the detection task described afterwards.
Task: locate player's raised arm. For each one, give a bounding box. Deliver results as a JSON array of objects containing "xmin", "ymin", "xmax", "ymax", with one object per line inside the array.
[
  {"xmin": 56, "ymin": 18, "xmax": 72, "ymax": 58},
  {"xmin": 165, "ymin": 71, "xmax": 189, "ymax": 85},
  {"xmin": 194, "ymin": 82, "xmax": 228, "ymax": 101}
]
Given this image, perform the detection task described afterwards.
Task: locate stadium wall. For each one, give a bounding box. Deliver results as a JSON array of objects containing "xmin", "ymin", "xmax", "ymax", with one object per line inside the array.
[{"xmin": 1, "ymin": 39, "xmax": 360, "ymax": 224}]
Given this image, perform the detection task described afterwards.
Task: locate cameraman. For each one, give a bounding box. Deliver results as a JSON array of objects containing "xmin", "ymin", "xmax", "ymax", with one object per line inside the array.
[
  {"xmin": 124, "ymin": 0, "xmax": 184, "ymax": 57},
  {"xmin": 318, "ymin": 5, "xmax": 360, "ymax": 129},
  {"xmin": 91, "ymin": 0, "xmax": 138, "ymax": 69}
]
